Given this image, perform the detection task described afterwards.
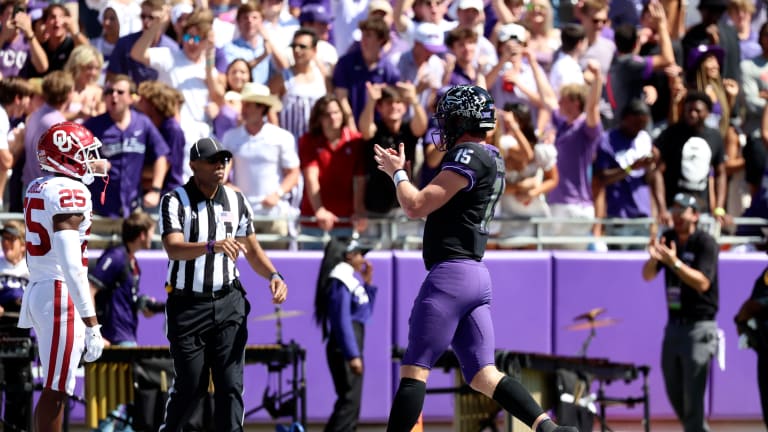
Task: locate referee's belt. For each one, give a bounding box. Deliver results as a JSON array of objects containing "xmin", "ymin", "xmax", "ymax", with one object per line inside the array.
[{"xmin": 168, "ymin": 281, "xmax": 241, "ymax": 299}]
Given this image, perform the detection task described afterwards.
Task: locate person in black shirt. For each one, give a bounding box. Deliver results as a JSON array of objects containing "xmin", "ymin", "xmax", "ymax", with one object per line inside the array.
[
  {"xmin": 159, "ymin": 137, "xmax": 288, "ymax": 432},
  {"xmin": 735, "ymin": 252, "xmax": 768, "ymax": 429},
  {"xmin": 360, "ymin": 82, "xmax": 427, "ymax": 218},
  {"xmin": 642, "ymin": 192, "xmax": 719, "ymax": 432},
  {"xmin": 374, "ymin": 85, "xmax": 576, "ymax": 432},
  {"xmin": 654, "ymin": 91, "xmax": 727, "ymax": 225}
]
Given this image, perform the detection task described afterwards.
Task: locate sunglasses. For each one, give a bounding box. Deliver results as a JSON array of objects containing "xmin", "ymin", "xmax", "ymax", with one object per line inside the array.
[
  {"xmin": 290, "ymin": 42, "xmax": 311, "ymax": 50},
  {"xmin": 205, "ymin": 156, "xmax": 231, "ymax": 164},
  {"xmin": 139, "ymin": 13, "xmax": 156, "ymax": 21},
  {"xmin": 183, "ymin": 33, "xmax": 202, "ymax": 43},
  {"xmin": 104, "ymin": 88, "xmax": 127, "ymax": 96},
  {"xmin": 592, "ymin": 18, "xmax": 608, "ymax": 24}
]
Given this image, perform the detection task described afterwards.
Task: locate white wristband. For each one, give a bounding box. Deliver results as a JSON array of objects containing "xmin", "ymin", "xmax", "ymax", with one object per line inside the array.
[{"xmin": 392, "ymin": 169, "xmax": 409, "ymax": 186}]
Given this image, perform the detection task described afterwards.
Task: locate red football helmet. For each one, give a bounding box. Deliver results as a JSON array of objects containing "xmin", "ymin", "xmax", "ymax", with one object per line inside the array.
[{"xmin": 37, "ymin": 122, "xmax": 107, "ymax": 185}]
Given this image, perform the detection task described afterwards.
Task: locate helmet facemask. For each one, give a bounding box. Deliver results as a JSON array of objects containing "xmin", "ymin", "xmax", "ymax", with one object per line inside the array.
[{"xmin": 39, "ymin": 132, "xmax": 108, "ymax": 185}]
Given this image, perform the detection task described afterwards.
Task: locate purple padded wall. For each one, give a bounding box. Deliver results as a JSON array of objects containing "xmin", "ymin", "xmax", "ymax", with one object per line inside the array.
[{"xmin": 552, "ymin": 251, "xmax": 681, "ymax": 419}]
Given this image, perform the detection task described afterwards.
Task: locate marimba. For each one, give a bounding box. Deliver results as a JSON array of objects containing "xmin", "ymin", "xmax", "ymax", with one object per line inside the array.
[
  {"xmin": 84, "ymin": 343, "xmax": 306, "ymax": 429},
  {"xmin": 393, "ymin": 348, "xmax": 650, "ymax": 432}
]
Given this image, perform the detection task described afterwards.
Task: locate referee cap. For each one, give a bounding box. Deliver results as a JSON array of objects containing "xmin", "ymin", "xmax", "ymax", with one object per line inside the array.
[{"xmin": 190, "ymin": 137, "xmax": 233, "ymax": 162}]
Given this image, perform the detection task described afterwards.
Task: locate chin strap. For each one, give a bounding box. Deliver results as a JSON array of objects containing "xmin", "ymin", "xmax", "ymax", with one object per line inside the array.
[{"xmin": 100, "ymin": 175, "xmax": 109, "ymax": 205}]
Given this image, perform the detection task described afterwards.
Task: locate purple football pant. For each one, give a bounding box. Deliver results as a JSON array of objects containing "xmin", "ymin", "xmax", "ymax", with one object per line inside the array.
[{"xmin": 402, "ymin": 259, "xmax": 495, "ymax": 383}]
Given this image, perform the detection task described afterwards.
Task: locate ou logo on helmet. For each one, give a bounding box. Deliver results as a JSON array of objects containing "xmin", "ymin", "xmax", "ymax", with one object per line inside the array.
[{"xmin": 51, "ymin": 130, "xmax": 81, "ymax": 153}]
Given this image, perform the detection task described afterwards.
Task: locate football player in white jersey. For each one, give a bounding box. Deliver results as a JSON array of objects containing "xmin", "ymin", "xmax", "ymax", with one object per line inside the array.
[{"xmin": 18, "ymin": 122, "xmax": 108, "ymax": 432}]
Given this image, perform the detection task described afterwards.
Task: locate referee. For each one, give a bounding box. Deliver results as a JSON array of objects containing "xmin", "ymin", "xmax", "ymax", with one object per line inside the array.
[{"xmin": 159, "ymin": 137, "xmax": 288, "ymax": 432}]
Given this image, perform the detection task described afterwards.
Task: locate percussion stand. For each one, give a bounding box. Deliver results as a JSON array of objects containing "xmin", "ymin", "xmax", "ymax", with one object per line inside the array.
[
  {"xmin": 244, "ymin": 306, "xmax": 288, "ymax": 420},
  {"xmin": 577, "ymin": 319, "xmax": 597, "ymax": 357}
]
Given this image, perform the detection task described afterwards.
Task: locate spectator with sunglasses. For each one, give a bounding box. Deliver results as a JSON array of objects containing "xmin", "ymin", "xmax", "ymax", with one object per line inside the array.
[
  {"xmin": 269, "ymin": 28, "xmax": 328, "ymax": 140},
  {"xmin": 83, "ymin": 74, "xmax": 169, "ymax": 217},
  {"xmin": 107, "ymin": 0, "xmax": 179, "ymax": 85},
  {"xmin": 575, "ymin": 0, "xmax": 615, "ymax": 78},
  {"xmin": 131, "ymin": 9, "xmax": 224, "ymax": 161}
]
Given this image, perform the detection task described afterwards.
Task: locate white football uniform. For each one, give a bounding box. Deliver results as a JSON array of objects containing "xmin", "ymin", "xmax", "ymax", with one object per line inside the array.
[{"xmin": 18, "ymin": 175, "xmax": 93, "ymax": 395}]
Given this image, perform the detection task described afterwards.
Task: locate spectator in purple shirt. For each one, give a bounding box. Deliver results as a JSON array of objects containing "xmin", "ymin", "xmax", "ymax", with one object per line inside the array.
[
  {"xmin": 21, "ymin": 70, "xmax": 72, "ymax": 189},
  {"xmin": 445, "ymin": 28, "xmax": 485, "ymax": 88},
  {"xmin": 594, "ymin": 99, "xmax": 664, "ymax": 249},
  {"xmin": 84, "ymin": 74, "xmax": 169, "ymax": 217},
  {"xmin": 0, "ymin": 2, "xmax": 47, "ymax": 78},
  {"xmin": 540, "ymin": 60, "xmax": 604, "ymax": 248},
  {"xmin": 728, "ymin": 0, "xmax": 761, "ymax": 61},
  {"xmin": 136, "ymin": 80, "xmax": 186, "ymax": 194},
  {"xmin": 332, "ymin": 17, "xmax": 400, "ymax": 131},
  {"xmin": 89, "ymin": 211, "xmax": 161, "ymax": 346},
  {"xmin": 106, "ymin": 0, "xmax": 179, "ymax": 85}
]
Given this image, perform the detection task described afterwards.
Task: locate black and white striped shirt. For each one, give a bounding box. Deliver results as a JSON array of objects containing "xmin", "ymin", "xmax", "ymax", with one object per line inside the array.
[{"xmin": 160, "ymin": 180, "xmax": 254, "ymax": 294}]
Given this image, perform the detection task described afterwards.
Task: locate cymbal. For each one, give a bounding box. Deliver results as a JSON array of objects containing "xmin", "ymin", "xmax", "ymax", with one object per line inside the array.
[
  {"xmin": 566, "ymin": 318, "xmax": 619, "ymax": 331},
  {"xmin": 252, "ymin": 310, "xmax": 304, "ymax": 321},
  {"xmin": 573, "ymin": 307, "xmax": 606, "ymax": 322}
]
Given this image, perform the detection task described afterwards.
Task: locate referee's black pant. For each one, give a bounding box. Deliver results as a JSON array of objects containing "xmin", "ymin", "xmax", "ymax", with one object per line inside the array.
[
  {"xmin": 160, "ymin": 287, "xmax": 250, "ymax": 432},
  {"xmin": 324, "ymin": 322, "xmax": 364, "ymax": 432}
]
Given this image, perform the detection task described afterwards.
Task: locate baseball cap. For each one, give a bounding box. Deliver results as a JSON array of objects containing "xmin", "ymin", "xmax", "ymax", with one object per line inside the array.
[
  {"xmin": 345, "ymin": 238, "xmax": 371, "ymax": 255},
  {"xmin": 299, "ymin": 4, "xmax": 331, "ymax": 24},
  {"xmin": 190, "ymin": 137, "xmax": 233, "ymax": 162},
  {"xmin": 171, "ymin": 3, "xmax": 194, "ymax": 26},
  {"xmin": 458, "ymin": 0, "xmax": 484, "ymax": 11},
  {"xmin": 498, "ymin": 23, "xmax": 527, "ymax": 44},
  {"xmin": 368, "ymin": 0, "xmax": 393, "ymax": 15},
  {"xmin": 672, "ymin": 192, "xmax": 699, "ymax": 211},
  {"xmin": 414, "ymin": 22, "xmax": 447, "ymax": 53}
]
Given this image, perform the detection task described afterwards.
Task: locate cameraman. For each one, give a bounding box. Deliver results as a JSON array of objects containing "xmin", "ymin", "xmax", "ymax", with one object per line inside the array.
[{"xmin": 89, "ymin": 211, "xmax": 162, "ymax": 346}]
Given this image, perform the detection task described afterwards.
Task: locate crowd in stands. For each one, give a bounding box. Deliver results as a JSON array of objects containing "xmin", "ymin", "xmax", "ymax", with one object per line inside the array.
[{"xmin": 1, "ymin": 0, "xmax": 767, "ymax": 249}]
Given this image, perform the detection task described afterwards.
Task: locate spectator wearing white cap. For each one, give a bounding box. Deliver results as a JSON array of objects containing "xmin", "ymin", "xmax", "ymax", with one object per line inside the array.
[
  {"xmin": 486, "ymin": 23, "xmax": 553, "ymax": 134},
  {"xmin": 393, "ymin": 0, "xmax": 457, "ymax": 48},
  {"xmin": 90, "ymin": 4, "xmax": 122, "ymax": 62},
  {"xmin": 398, "ymin": 22, "xmax": 446, "ymax": 108},
  {"xmin": 456, "ymin": 0, "xmax": 498, "ymax": 67},
  {"xmin": 169, "ymin": 2, "xmax": 195, "ymax": 44},
  {"xmin": 84, "ymin": 0, "xmax": 142, "ymax": 37}
]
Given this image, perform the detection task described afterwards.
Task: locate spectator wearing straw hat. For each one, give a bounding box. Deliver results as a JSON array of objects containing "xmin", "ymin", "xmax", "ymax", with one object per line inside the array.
[{"xmin": 222, "ymin": 83, "xmax": 300, "ymax": 249}]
